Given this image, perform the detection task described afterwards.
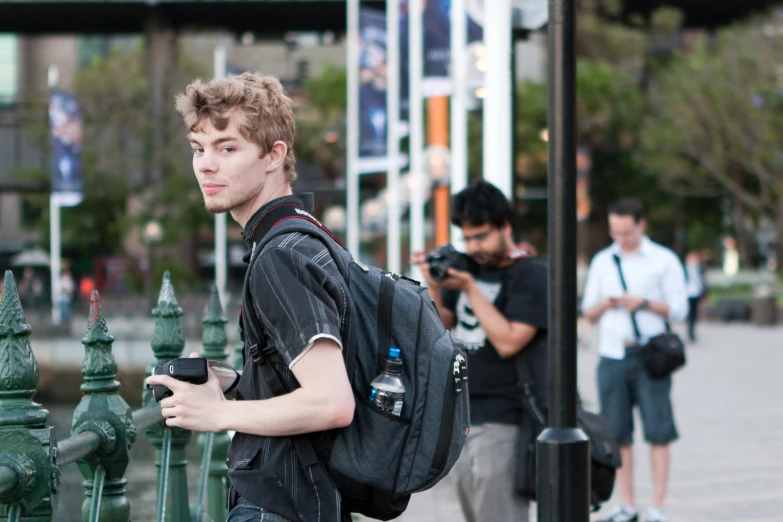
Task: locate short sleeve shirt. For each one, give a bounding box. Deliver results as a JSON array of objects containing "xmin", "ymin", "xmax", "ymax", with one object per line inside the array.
[{"xmin": 442, "ymin": 256, "xmax": 549, "ymax": 425}]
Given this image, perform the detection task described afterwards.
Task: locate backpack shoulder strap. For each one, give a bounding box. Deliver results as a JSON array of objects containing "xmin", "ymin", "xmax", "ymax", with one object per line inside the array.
[
  {"xmin": 247, "ymin": 202, "xmax": 358, "ymax": 378},
  {"xmin": 240, "ymin": 268, "xmax": 320, "ymax": 468},
  {"xmin": 249, "ymin": 202, "xmax": 351, "ymax": 280}
]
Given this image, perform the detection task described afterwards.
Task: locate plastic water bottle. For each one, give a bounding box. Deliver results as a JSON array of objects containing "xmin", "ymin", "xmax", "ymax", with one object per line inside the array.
[{"xmin": 369, "ymin": 348, "xmax": 405, "ymax": 416}]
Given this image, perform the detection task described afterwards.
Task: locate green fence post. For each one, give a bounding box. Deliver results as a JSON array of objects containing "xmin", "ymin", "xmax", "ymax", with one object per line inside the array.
[
  {"xmin": 142, "ymin": 272, "xmax": 191, "ymax": 522},
  {"xmin": 196, "ymin": 286, "xmax": 230, "ymax": 522},
  {"xmin": 0, "ymin": 271, "xmax": 58, "ymax": 521},
  {"xmin": 71, "ymin": 291, "xmax": 135, "ymax": 522}
]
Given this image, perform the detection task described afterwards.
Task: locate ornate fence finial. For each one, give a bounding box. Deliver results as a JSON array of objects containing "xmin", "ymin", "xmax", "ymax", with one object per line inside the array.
[
  {"xmin": 80, "ymin": 290, "xmax": 118, "ymax": 394},
  {"xmin": 0, "ymin": 271, "xmax": 56, "ymax": 518},
  {"xmin": 201, "ymin": 286, "xmax": 228, "ymax": 361},
  {"xmin": 150, "ymin": 271, "xmax": 185, "ymax": 363},
  {"xmin": 144, "ymin": 272, "xmax": 191, "ymax": 522},
  {"xmin": 0, "ymin": 270, "xmax": 46, "ymax": 428},
  {"xmin": 73, "ymin": 289, "xmax": 133, "ymax": 521}
]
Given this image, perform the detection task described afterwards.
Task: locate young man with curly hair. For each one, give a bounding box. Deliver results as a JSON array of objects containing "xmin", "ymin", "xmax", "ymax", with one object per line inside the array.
[{"xmin": 146, "ymin": 72, "xmax": 354, "ymax": 522}]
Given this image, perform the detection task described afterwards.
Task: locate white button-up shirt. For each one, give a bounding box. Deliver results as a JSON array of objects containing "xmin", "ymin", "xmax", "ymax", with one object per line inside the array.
[{"xmin": 581, "ymin": 237, "xmax": 688, "ymax": 359}]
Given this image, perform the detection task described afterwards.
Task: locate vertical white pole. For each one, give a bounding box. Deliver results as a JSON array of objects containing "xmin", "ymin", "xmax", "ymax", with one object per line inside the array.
[
  {"xmin": 450, "ymin": 0, "xmax": 468, "ymax": 251},
  {"xmin": 214, "ymin": 44, "xmax": 228, "ymax": 308},
  {"xmin": 346, "ymin": 0, "xmax": 361, "ymax": 256},
  {"xmin": 47, "ymin": 65, "xmax": 61, "ymax": 325},
  {"xmin": 409, "ymin": 0, "xmax": 424, "ymax": 280},
  {"xmin": 483, "ymin": 0, "xmax": 513, "ymax": 198},
  {"xmin": 386, "ymin": 0, "xmax": 401, "ymax": 274}
]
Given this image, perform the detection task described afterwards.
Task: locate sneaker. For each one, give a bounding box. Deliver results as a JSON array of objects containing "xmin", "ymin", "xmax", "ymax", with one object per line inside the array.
[
  {"xmin": 598, "ymin": 505, "xmax": 639, "ymax": 522},
  {"xmin": 646, "ymin": 507, "xmax": 668, "ymax": 522}
]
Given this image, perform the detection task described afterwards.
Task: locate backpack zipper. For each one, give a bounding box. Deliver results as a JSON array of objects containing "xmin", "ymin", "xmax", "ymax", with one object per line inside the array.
[{"xmin": 432, "ymin": 351, "xmax": 466, "ymax": 470}]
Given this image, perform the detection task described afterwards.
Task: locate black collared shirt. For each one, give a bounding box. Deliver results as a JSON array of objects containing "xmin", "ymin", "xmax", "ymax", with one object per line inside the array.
[{"xmin": 228, "ymin": 194, "xmax": 350, "ymax": 522}]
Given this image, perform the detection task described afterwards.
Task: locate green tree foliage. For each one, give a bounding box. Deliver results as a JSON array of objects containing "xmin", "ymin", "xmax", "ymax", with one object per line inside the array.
[
  {"xmin": 639, "ymin": 10, "xmax": 783, "ymax": 264},
  {"xmin": 17, "ymin": 41, "xmax": 209, "ymax": 270},
  {"xmin": 296, "ymin": 63, "xmax": 348, "ymax": 181}
]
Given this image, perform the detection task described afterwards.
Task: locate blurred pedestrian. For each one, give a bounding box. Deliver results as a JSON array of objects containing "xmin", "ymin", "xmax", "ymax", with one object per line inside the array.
[
  {"xmin": 684, "ymin": 251, "xmax": 706, "ymax": 343},
  {"xmin": 581, "ymin": 198, "xmax": 688, "ymax": 522},
  {"xmin": 60, "ymin": 269, "xmax": 75, "ymax": 322},
  {"xmin": 18, "ymin": 267, "xmax": 43, "ymax": 310}
]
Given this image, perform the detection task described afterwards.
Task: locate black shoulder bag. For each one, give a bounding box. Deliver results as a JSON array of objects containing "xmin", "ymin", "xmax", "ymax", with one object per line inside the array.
[
  {"xmin": 513, "ymin": 352, "xmax": 621, "ymax": 511},
  {"xmin": 612, "ymin": 254, "xmax": 686, "ymax": 379},
  {"xmin": 506, "ymin": 260, "xmax": 620, "ymax": 511}
]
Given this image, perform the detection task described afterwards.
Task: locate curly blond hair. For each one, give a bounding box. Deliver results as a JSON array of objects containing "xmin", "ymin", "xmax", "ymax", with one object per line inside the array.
[{"xmin": 175, "ymin": 72, "xmax": 297, "ymax": 181}]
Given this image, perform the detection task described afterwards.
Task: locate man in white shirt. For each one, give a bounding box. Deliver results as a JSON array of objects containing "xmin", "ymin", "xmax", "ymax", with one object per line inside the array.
[{"xmin": 582, "ymin": 199, "xmax": 688, "ymax": 522}]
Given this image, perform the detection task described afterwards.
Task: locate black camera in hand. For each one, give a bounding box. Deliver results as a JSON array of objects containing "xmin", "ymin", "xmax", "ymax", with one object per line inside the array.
[
  {"xmin": 147, "ymin": 358, "xmax": 209, "ymax": 402},
  {"xmin": 425, "ymin": 244, "xmax": 469, "ymax": 282}
]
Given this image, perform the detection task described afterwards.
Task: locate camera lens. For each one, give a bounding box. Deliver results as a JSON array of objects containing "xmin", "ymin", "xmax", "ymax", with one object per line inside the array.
[{"xmin": 429, "ymin": 265, "xmax": 447, "ymax": 281}]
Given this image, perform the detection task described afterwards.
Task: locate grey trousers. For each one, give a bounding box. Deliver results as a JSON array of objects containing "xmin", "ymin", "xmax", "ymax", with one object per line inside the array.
[{"xmin": 453, "ymin": 423, "xmax": 530, "ymax": 522}]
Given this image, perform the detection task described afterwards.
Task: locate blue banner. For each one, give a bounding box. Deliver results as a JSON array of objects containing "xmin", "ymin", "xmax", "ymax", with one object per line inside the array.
[
  {"xmin": 358, "ymin": 6, "xmax": 410, "ymax": 174},
  {"xmin": 422, "ymin": 0, "xmax": 483, "ymax": 97},
  {"xmin": 49, "ymin": 89, "xmax": 83, "ymax": 206}
]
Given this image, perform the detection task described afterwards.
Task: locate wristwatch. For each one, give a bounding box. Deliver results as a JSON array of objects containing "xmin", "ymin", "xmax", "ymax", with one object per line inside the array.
[{"xmin": 640, "ymin": 299, "xmax": 649, "ymax": 310}]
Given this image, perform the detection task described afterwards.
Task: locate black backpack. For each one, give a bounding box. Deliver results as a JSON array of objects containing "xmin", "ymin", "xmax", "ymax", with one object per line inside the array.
[{"xmin": 240, "ymin": 200, "xmax": 470, "ymax": 521}]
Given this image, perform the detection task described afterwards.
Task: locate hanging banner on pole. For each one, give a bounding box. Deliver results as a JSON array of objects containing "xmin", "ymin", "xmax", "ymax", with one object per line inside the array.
[
  {"xmin": 422, "ymin": 0, "xmax": 483, "ymax": 98},
  {"xmin": 358, "ymin": 6, "xmax": 409, "ymax": 174},
  {"xmin": 49, "ymin": 89, "xmax": 83, "ymax": 207},
  {"xmin": 358, "ymin": 7, "xmax": 389, "ymax": 173}
]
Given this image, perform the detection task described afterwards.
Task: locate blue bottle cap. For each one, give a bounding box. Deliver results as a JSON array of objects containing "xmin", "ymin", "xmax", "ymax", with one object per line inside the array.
[{"xmin": 388, "ymin": 348, "xmax": 401, "ymax": 358}]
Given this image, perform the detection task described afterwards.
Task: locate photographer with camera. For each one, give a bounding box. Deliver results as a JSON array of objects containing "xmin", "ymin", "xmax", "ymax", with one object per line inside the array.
[
  {"xmin": 145, "ymin": 73, "xmax": 354, "ymax": 522},
  {"xmin": 411, "ymin": 180, "xmax": 548, "ymax": 522}
]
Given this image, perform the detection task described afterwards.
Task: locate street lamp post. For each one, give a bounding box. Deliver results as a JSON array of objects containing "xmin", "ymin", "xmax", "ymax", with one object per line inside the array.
[{"xmin": 537, "ymin": 0, "xmax": 591, "ymax": 520}]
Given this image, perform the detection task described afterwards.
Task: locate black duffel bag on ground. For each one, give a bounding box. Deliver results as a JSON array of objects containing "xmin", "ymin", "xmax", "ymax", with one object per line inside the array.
[
  {"xmin": 513, "ymin": 357, "xmax": 621, "ymax": 511},
  {"xmin": 613, "ymin": 254, "xmax": 686, "ymax": 379}
]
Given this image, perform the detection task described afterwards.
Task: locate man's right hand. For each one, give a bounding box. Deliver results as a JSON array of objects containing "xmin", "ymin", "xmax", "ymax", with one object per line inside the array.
[{"xmin": 410, "ymin": 250, "xmax": 440, "ymax": 289}]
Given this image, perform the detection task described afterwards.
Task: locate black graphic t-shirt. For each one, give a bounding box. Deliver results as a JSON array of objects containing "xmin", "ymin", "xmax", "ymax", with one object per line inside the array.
[{"xmin": 442, "ymin": 257, "xmax": 548, "ymax": 425}]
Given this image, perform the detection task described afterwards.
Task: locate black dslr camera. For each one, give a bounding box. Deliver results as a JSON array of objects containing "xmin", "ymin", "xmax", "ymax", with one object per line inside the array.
[
  {"xmin": 147, "ymin": 358, "xmax": 209, "ymax": 402},
  {"xmin": 425, "ymin": 244, "xmax": 469, "ymax": 282},
  {"xmin": 147, "ymin": 358, "xmax": 240, "ymax": 402}
]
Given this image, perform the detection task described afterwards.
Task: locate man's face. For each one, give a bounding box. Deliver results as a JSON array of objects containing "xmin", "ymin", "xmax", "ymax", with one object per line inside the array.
[
  {"xmin": 188, "ymin": 116, "xmax": 269, "ymax": 215},
  {"xmin": 608, "ymin": 214, "xmax": 645, "ymax": 252},
  {"xmin": 461, "ymin": 223, "xmax": 509, "ymax": 266}
]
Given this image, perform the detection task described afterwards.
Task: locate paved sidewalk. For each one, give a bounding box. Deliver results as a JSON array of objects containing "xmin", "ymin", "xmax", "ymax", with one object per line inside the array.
[{"xmin": 360, "ymin": 322, "xmax": 783, "ymax": 522}]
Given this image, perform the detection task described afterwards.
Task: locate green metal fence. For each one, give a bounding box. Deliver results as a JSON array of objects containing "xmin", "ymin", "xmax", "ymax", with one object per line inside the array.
[{"xmin": 0, "ymin": 270, "xmax": 232, "ymax": 522}]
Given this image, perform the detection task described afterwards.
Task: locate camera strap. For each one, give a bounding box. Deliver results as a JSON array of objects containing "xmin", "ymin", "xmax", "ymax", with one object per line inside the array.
[
  {"xmin": 612, "ymin": 254, "xmax": 643, "ymax": 341},
  {"xmin": 246, "ymin": 197, "xmax": 343, "ymax": 249},
  {"xmin": 611, "ymin": 253, "xmax": 672, "ymax": 341}
]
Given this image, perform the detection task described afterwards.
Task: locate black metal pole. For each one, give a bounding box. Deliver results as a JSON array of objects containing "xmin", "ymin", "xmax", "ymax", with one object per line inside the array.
[{"xmin": 537, "ymin": 0, "xmax": 590, "ymax": 520}]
